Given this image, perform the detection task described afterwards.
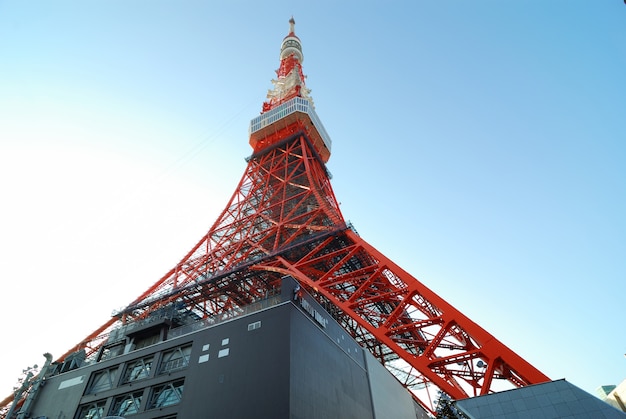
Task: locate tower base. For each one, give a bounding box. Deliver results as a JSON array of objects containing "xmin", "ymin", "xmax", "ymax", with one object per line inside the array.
[{"xmin": 23, "ymin": 277, "xmax": 428, "ymax": 419}]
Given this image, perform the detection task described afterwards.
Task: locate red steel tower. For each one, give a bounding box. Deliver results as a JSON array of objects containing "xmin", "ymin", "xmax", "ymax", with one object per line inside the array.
[{"xmin": 1, "ymin": 18, "xmax": 549, "ymax": 417}]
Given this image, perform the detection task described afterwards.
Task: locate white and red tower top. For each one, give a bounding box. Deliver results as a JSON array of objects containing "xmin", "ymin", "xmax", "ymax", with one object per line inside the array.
[
  {"xmin": 262, "ymin": 17, "xmax": 313, "ymax": 113},
  {"xmin": 249, "ymin": 18, "xmax": 332, "ymax": 162}
]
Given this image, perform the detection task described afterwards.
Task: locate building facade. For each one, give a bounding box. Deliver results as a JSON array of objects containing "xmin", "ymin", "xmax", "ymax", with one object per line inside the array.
[{"xmin": 20, "ymin": 277, "xmax": 428, "ymax": 419}]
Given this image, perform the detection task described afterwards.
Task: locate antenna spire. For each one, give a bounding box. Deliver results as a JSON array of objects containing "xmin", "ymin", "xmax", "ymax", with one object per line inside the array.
[
  {"xmin": 262, "ymin": 17, "xmax": 311, "ymax": 114},
  {"xmin": 289, "ymin": 16, "xmax": 295, "ymax": 34}
]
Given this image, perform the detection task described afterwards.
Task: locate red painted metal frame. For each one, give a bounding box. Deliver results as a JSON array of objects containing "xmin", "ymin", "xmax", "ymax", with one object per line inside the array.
[
  {"xmin": 1, "ymin": 131, "xmax": 548, "ymax": 418},
  {"xmin": 0, "ymin": 23, "xmax": 550, "ymax": 418},
  {"xmin": 254, "ymin": 227, "xmax": 550, "ymax": 413},
  {"xmin": 117, "ymin": 130, "xmax": 343, "ymax": 321},
  {"xmin": 261, "ymin": 54, "xmax": 306, "ymax": 113}
]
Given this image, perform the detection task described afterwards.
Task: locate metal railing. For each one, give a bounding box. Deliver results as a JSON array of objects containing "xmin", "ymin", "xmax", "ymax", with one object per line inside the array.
[{"xmin": 249, "ymin": 97, "xmax": 332, "ymax": 151}]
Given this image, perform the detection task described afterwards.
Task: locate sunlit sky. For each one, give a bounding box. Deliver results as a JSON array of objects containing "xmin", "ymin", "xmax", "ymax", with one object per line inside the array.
[{"xmin": 1, "ymin": 1, "xmax": 625, "ymax": 401}]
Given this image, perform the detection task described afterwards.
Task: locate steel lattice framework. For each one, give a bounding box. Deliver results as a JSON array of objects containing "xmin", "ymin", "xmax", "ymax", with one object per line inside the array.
[{"xmin": 0, "ymin": 18, "xmax": 549, "ymax": 418}]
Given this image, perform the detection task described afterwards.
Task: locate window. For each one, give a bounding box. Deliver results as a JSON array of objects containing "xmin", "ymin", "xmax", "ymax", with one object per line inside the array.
[
  {"xmin": 121, "ymin": 356, "xmax": 153, "ymax": 383},
  {"xmin": 248, "ymin": 321, "xmax": 261, "ymax": 331},
  {"xmin": 99, "ymin": 343, "xmax": 124, "ymax": 361},
  {"xmin": 159, "ymin": 345, "xmax": 192, "ymax": 374},
  {"xmin": 149, "ymin": 380, "xmax": 184, "ymax": 409},
  {"xmin": 75, "ymin": 400, "xmax": 106, "ymax": 419},
  {"xmin": 86, "ymin": 367, "xmax": 117, "ymax": 394},
  {"xmin": 110, "ymin": 391, "xmax": 143, "ymax": 416},
  {"xmin": 134, "ymin": 333, "xmax": 161, "ymax": 350}
]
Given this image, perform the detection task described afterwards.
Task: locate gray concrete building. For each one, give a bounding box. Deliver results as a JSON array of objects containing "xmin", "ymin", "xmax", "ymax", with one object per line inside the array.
[{"xmin": 16, "ymin": 277, "xmax": 428, "ymax": 419}]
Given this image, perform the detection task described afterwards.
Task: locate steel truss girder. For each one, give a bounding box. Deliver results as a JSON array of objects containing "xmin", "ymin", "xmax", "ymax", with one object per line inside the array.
[
  {"xmin": 1, "ymin": 131, "xmax": 548, "ymax": 418},
  {"xmin": 42, "ymin": 132, "xmax": 341, "ymax": 360},
  {"xmin": 250, "ymin": 229, "xmax": 549, "ymax": 414}
]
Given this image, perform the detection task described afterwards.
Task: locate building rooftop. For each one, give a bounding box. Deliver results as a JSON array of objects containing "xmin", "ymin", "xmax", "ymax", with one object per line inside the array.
[{"xmin": 454, "ymin": 379, "xmax": 626, "ymax": 419}]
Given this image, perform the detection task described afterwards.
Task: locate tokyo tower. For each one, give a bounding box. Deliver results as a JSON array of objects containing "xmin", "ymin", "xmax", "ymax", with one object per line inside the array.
[{"xmin": 0, "ymin": 18, "xmax": 549, "ymax": 417}]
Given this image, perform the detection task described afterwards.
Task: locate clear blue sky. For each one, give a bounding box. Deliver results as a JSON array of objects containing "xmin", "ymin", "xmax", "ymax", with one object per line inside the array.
[{"xmin": 1, "ymin": 1, "xmax": 624, "ymax": 400}]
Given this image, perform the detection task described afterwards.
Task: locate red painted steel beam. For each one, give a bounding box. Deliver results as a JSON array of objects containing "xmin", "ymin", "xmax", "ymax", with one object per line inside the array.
[{"xmin": 249, "ymin": 227, "xmax": 549, "ymax": 414}]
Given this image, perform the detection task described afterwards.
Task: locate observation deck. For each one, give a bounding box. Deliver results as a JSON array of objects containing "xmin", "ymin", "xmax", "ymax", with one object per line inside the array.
[{"xmin": 249, "ymin": 97, "xmax": 332, "ymax": 163}]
